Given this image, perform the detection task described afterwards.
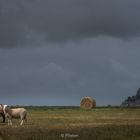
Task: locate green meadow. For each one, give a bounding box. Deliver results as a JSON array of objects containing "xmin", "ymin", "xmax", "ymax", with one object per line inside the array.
[{"xmin": 0, "ymin": 107, "xmax": 140, "ymax": 140}]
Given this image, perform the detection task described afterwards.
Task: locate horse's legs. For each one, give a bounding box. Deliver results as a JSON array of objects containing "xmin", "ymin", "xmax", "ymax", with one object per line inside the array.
[
  {"xmin": 20, "ymin": 120, "xmax": 23, "ymax": 125},
  {"xmin": 10, "ymin": 120, "xmax": 12, "ymax": 125},
  {"xmin": 24, "ymin": 117, "xmax": 27, "ymax": 123},
  {"xmin": 8, "ymin": 119, "xmax": 12, "ymax": 125},
  {"xmin": 8, "ymin": 119, "xmax": 10, "ymax": 125}
]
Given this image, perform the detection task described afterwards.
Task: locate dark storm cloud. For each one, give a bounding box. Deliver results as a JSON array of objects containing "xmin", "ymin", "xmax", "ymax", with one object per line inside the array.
[
  {"xmin": 1, "ymin": 0, "xmax": 140, "ymax": 106},
  {"xmin": 0, "ymin": 0, "xmax": 140, "ymax": 48},
  {"xmin": 1, "ymin": 37, "xmax": 140, "ymax": 105}
]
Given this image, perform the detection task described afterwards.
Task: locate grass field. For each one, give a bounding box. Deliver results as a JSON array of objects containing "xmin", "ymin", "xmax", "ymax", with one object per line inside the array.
[{"xmin": 0, "ymin": 107, "xmax": 140, "ymax": 140}]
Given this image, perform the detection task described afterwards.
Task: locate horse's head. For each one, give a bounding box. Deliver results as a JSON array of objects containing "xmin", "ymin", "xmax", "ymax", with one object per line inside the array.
[
  {"xmin": 0, "ymin": 104, "xmax": 6, "ymax": 122},
  {"xmin": 0, "ymin": 104, "xmax": 4, "ymax": 113}
]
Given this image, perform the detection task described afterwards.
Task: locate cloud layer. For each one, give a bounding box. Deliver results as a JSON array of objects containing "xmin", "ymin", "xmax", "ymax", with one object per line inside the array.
[
  {"xmin": 1, "ymin": 0, "xmax": 140, "ymax": 48},
  {"xmin": 0, "ymin": 1, "xmax": 140, "ymax": 105},
  {"xmin": 1, "ymin": 37, "xmax": 140, "ymax": 105}
]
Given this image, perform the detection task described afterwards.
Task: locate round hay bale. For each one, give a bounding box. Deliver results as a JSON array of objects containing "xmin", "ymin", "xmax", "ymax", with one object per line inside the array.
[{"xmin": 80, "ymin": 97, "xmax": 96, "ymax": 109}]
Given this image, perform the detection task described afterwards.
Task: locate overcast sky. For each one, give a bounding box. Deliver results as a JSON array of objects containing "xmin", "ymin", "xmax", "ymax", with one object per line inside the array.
[{"xmin": 0, "ymin": 0, "xmax": 140, "ymax": 106}]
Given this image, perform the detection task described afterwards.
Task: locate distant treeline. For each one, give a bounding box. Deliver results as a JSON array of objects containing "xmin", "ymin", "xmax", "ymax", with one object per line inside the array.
[
  {"xmin": 10, "ymin": 106, "xmax": 80, "ymax": 110},
  {"xmin": 122, "ymin": 88, "xmax": 140, "ymax": 107},
  {"xmin": 9, "ymin": 105, "xmax": 140, "ymax": 110}
]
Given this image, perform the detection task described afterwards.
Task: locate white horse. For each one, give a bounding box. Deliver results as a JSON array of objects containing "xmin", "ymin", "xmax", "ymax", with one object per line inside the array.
[{"xmin": 3, "ymin": 105, "xmax": 27, "ymax": 125}]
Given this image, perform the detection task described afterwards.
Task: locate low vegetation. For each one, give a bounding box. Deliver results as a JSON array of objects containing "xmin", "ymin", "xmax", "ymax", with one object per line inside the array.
[{"xmin": 0, "ymin": 107, "xmax": 140, "ymax": 140}]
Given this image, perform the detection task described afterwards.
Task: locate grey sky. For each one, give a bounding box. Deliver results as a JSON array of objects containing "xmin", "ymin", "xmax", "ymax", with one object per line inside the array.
[{"xmin": 0, "ymin": 0, "xmax": 140, "ymax": 106}]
